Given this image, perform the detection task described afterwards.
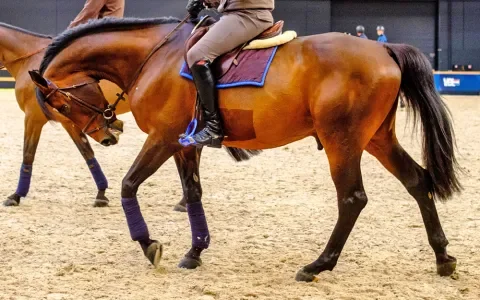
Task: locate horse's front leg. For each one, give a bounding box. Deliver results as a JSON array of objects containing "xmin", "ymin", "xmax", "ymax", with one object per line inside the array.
[
  {"xmin": 173, "ymin": 147, "xmax": 209, "ymax": 269},
  {"xmin": 121, "ymin": 134, "xmax": 177, "ymax": 267},
  {"xmin": 5, "ymin": 112, "xmax": 46, "ymax": 206},
  {"xmin": 61, "ymin": 121, "xmax": 109, "ymax": 207}
]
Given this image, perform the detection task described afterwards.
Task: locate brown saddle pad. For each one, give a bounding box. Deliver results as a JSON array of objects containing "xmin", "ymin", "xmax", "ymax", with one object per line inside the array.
[{"xmin": 184, "ymin": 16, "xmax": 284, "ymax": 77}]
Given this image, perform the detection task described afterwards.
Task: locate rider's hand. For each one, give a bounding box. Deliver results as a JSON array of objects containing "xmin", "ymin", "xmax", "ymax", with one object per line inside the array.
[{"xmin": 186, "ymin": 0, "xmax": 205, "ymax": 18}]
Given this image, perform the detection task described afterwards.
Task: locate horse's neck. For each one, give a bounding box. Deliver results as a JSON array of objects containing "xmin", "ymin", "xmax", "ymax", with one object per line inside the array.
[
  {"xmin": 0, "ymin": 26, "xmax": 50, "ymax": 78},
  {"xmin": 48, "ymin": 24, "xmax": 191, "ymax": 91}
]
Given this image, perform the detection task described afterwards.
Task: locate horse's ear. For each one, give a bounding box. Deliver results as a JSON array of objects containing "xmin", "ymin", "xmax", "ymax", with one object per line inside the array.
[{"xmin": 28, "ymin": 70, "xmax": 49, "ymax": 92}]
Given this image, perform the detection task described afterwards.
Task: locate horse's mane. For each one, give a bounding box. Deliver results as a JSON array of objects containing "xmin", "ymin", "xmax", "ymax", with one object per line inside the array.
[
  {"xmin": 39, "ymin": 17, "xmax": 181, "ymax": 74},
  {"xmin": 0, "ymin": 22, "xmax": 53, "ymax": 39}
]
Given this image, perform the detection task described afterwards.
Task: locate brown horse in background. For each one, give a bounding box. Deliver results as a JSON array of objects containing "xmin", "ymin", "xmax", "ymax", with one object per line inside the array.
[
  {"xmin": 0, "ymin": 22, "xmax": 189, "ymax": 210},
  {"xmin": 30, "ymin": 17, "xmax": 461, "ymax": 282}
]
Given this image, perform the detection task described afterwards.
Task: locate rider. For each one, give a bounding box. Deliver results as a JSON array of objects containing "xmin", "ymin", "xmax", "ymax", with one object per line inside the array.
[
  {"xmin": 185, "ymin": 0, "xmax": 275, "ymax": 148},
  {"xmin": 376, "ymin": 25, "xmax": 388, "ymax": 43},
  {"xmin": 68, "ymin": 0, "xmax": 125, "ymax": 28},
  {"xmin": 356, "ymin": 25, "xmax": 368, "ymax": 39}
]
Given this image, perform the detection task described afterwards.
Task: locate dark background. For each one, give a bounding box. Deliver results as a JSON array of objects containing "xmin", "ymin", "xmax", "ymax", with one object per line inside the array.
[{"xmin": 0, "ymin": 0, "xmax": 479, "ymax": 71}]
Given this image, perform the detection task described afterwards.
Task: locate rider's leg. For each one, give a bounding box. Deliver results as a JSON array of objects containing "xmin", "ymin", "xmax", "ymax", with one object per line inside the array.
[{"xmin": 185, "ymin": 10, "xmax": 273, "ymax": 148}]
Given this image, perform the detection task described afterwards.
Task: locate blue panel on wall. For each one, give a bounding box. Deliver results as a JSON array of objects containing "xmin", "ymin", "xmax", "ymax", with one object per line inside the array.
[{"xmin": 434, "ymin": 73, "xmax": 480, "ymax": 95}]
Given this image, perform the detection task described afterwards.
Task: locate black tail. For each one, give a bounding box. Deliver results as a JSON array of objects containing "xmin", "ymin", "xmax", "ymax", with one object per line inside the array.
[
  {"xmin": 224, "ymin": 147, "xmax": 262, "ymax": 162},
  {"xmin": 385, "ymin": 43, "xmax": 461, "ymax": 201}
]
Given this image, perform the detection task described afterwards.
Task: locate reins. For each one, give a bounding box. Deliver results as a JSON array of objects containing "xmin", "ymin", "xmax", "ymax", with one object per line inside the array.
[
  {"xmin": 1, "ymin": 46, "xmax": 48, "ymax": 69},
  {"xmin": 112, "ymin": 14, "xmax": 191, "ymax": 110},
  {"xmin": 127, "ymin": 15, "xmax": 190, "ymax": 92},
  {"xmin": 42, "ymin": 14, "xmax": 191, "ymax": 135}
]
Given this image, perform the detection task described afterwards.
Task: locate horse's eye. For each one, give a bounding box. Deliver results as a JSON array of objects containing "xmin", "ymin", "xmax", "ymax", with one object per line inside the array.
[{"xmin": 59, "ymin": 104, "xmax": 71, "ymax": 115}]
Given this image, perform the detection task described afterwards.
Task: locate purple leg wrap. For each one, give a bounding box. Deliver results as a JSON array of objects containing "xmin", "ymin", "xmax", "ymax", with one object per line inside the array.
[
  {"xmin": 121, "ymin": 197, "xmax": 150, "ymax": 241},
  {"xmin": 187, "ymin": 202, "xmax": 210, "ymax": 249},
  {"xmin": 15, "ymin": 164, "xmax": 32, "ymax": 197},
  {"xmin": 87, "ymin": 158, "xmax": 108, "ymax": 190}
]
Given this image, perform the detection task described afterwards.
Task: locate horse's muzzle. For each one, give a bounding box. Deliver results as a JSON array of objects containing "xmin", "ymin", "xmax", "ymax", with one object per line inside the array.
[
  {"xmin": 101, "ymin": 119, "xmax": 124, "ymax": 146},
  {"xmin": 110, "ymin": 119, "xmax": 124, "ymax": 133}
]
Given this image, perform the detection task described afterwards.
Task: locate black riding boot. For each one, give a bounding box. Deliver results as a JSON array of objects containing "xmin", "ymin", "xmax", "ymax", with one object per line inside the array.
[{"xmin": 190, "ymin": 60, "xmax": 224, "ymax": 148}]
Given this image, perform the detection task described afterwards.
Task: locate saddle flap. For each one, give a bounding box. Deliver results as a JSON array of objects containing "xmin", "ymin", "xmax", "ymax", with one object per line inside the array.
[{"xmin": 214, "ymin": 44, "xmax": 245, "ymax": 78}]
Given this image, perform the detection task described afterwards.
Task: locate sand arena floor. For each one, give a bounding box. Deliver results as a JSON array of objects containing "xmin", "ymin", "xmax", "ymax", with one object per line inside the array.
[{"xmin": 0, "ymin": 89, "xmax": 479, "ymax": 300}]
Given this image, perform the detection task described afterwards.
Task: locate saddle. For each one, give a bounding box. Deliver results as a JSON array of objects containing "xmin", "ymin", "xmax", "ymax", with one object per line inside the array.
[{"xmin": 184, "ymin": 16, "xmax": 289, "ymax": 78}]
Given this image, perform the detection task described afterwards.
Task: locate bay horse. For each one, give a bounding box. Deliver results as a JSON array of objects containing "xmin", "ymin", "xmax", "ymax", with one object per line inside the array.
[
  {"xmin": 30, "ymin": 17, "xmax": 461, "ymax": 282},
  {"xmin": 0, "ymin": 22, "xmax": 190, "ymax": 210}
]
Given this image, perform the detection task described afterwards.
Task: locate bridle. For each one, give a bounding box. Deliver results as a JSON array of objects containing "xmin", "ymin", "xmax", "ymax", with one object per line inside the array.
[
  {"xmin": 41, "ymin": 14, "xmax": 191, "ymax": 136},
  {"xmin": 43, "ymin": 79, "xmax": 117, "ymax": 135},
  {"xmin": 1, "ymin": 46, "xmax": 48, "ymax": 70}
]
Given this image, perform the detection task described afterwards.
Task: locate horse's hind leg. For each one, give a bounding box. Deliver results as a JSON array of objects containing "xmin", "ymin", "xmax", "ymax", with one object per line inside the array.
[
  {"xmin": 366, "ymin": 120, "xmax": 456, "ymax": 276},
  {"xmin": 4, "ymin": 112, "xmax": 45, "ymax": 206},
  {"xmin": 172, "ymin": 148, "xmax": 203, "ymax": 213},
  {"xmin": 173, "ymin": 147, "xmax": 209, "ymax": 269},
  {"xmin": 296, "ymin": 143, "xmax": 368, "ymax": 282},
  {"xmin": 61, "ymin": 121, "xmax": 109, "ymax": 207}
]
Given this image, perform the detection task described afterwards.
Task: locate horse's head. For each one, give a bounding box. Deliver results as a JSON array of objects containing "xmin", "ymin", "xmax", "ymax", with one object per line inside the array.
[{"xmin": 29, "ymin": 70, "xmax": 123, "ymax": 146}]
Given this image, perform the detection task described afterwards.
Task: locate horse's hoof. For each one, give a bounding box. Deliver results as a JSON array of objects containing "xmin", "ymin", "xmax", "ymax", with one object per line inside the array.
[
  {"xmin": 3, "ymin": 198, "xmax": 19, "ymax": 206},
  {"xmin": 173, "ymin": 203, "xmax": 187, "ymax": 212},
  {"xmin": 145, "ymin": 241, "xmax": 163, "ymax": 268},
  {"xmin": 437, "ymin": 255, "xmax": 457, "ymax": 276},
  {"xmin": 178, "ymin": 256, "xmax": 202, "ymax": 269},
  {"xmin": 295, "ymin": 268, "xmax": 318, "ymax": 282},
  {"xmin": 93, "ymin": 199, "xmax": 109, "ymax": 207},
  {"xmin": 93, "ymin": 190, "xmax": 109, "ymax": 207},
  {"xmin": 4, "ymin": 194, "xmax": 20, "ymax": 207}
]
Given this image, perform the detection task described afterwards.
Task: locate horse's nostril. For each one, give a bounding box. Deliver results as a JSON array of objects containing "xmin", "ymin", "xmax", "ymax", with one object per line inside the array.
[{"xmin": 101, "ymin": 139, "xmax": 111, "ymax": 146}]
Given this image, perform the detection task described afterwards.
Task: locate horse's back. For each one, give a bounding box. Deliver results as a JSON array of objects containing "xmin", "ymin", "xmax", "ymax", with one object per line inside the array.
[{"xmin": 290, "ymin": 32, "xmax": 399, "ymax": 72}]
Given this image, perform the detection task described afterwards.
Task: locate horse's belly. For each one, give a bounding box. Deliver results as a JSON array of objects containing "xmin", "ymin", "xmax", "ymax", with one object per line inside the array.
[{"xmin": 222, "ymin": 105, "xmax": 314, "ymax": 149}]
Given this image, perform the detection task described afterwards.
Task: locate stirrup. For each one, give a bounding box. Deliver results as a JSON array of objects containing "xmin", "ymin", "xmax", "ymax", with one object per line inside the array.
[
  {"xmin": 192, "ymin": 127, "xmax": 223, "ymax": 148},
  {"xmin": 178, "ymin": 119, "xmax": 199, "ymax": 147}
]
